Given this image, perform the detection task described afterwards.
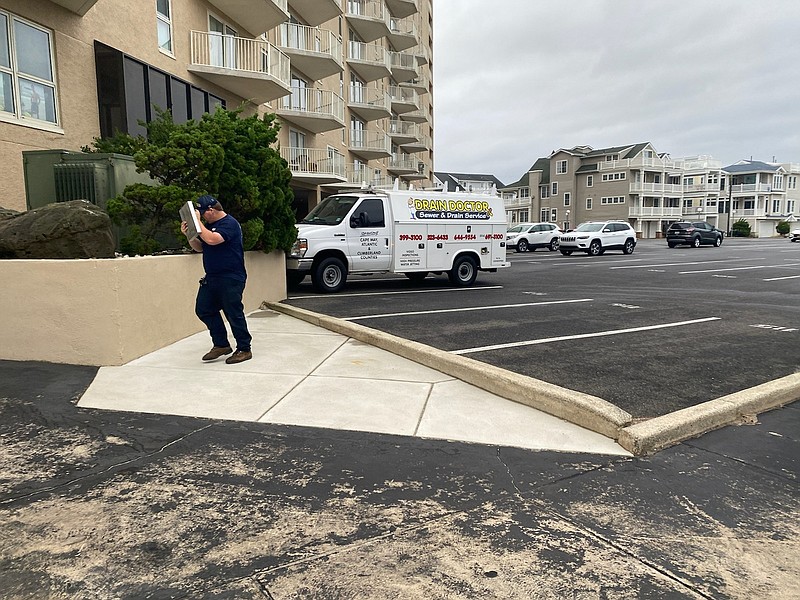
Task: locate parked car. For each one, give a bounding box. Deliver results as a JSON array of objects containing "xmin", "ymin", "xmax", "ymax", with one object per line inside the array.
[
  {"xmin": 790, "ymin": 228, "xmax": 800, "ymax": 242},
  {"xmin": 559, "ymin": 220, "xmax": 637, "ymax": 256},
  {"xmin": 506, "ymin": 222, "xmax": 562, "ymax": 252},
  {"xmin": 666, "ymin": 221, "xmax": 723, "ymax": 248}
]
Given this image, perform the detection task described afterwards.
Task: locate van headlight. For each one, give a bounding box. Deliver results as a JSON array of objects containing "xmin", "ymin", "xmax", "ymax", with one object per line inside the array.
[{"xmin": 290, "ymin": 238, "xmax": 308, "ymax": 258}]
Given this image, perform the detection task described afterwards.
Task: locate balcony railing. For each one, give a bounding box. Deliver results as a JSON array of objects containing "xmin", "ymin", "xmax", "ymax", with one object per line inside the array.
[
  {"xmin": 683, "ymin": 183, "xmax": 722, "ymax": 193},
  {"xmin": 504, "ymin": 197, "xmax": 532, "ymax": 209},
  {"xmin": 347, "ymin": 86, "xmax": 391, "ymax": 121},
  {"xmin": 387, "ymin": 119, "xmax": 417, "ymax": 138},
  {"xmin": 346, "ymin": 41, "xmax": 391, "ymax": 81},
  {"xmin": 345, "ymin": 0, "xmax": 390, "ymax": 42},
  {"xmin": 400, "ymin": 74, "xmax": 430, "ymax": 94},
  {"xmin": 387, "ymin": 16, "xmax": 418, "ymax": 51},
  {"xmin": 628, "ymin": 206, "xmax": 683, "ymax": 217},
  {"xmin": 629, "ymin": 182, "xmax": 683, "ymax": 194},
  {"xmin": 277, "ymin": 24, "xmax": 342, "ymax": 80},
  {"xmin": 389, "ymin": 51, "xmax": 418, "ymax": 82},
  {"xmin": 277, "ymin": 87, "xmax": 344, "ymax": 133},
  {"xmin": 349, "ymin": 129, "xmax": 391, "ymax": 157},
  {"xmin": 731, "ymin": 208, "xmax": 767, "ymax": 218},
  {"xmin": 346, "ymin": 165, "xmax": 395, "ymax": 187},
  {"xmin": 189, "ymin": 31, "xmax": 290, "ymax": 103},
  {"xmin": 730, "ymin": 183, "xmax": 783, "ymax": 193},
  {"xmin": 388, "ymin": 155, "xmax": 418, "ymax": 172},
  {"xmin": 388, "ymin": 85, "xmax": 419, "ymax": 113},
  {"xmin": 281, "ymin": 147, "xmax": 346, "ymax": 181}
]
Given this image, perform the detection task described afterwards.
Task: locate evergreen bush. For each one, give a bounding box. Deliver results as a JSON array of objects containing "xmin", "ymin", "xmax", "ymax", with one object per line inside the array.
[
  {"xmin": 731, "ymin": 219, "xmax": 751, "ymax": 237},
  {"xmin": 85, "ymin": 107, "xmax": 296, "ymax": 255},
  {"xmin": 776, "ymin": 220, "xmax": 790, "ymax": 236}
]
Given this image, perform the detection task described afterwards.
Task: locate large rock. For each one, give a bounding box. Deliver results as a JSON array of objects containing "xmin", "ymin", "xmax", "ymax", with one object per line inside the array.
[{"xmin": 0, "ymin": 200, "xmax": 115, "ymax": 259}]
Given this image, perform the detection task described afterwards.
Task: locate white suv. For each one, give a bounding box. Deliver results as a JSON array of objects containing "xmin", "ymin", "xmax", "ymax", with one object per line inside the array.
[
  {"xmin": 506, "ymin": 222, "xmax": 562, "ymax": 252},
  {"xmin": 559, "ymin": 220, "xmax": 637, "ymax": 256}
]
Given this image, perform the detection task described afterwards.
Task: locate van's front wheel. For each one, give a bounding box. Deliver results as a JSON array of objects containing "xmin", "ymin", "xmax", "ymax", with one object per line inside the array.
[
  {"xmin": 312, "ymin": 257, "xmax": 347, "ymax": 293},
  {"xmin": 448, "ymin": 255, "xmax": 478, "ymax": 286}
]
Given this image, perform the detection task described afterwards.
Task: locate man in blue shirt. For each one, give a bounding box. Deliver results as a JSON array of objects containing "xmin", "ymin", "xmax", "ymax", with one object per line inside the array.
[{"xmin": 181, "ymin": 194, "xmax": 252, "ymax": 364}]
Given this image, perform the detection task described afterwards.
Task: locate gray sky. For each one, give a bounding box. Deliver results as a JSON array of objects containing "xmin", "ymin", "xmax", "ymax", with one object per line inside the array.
[{"xmin": 432, "ymin": 0, "xmax": 800, "ymax": 185}]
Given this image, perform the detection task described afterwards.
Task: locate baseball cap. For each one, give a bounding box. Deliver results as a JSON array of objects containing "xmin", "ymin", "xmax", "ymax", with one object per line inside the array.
[{"xmin": 197, "ymin": 195, "xmax": 218, "ymax": 213}]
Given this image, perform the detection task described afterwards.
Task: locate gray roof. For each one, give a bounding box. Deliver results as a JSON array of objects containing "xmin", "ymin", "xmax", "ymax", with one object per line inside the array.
[
  {"xmin": 434, "ymin": 172, "xmax": 506, "ymax": 190},
  {"xmin": 501, "ymin": 157, "xmax": 549, "ymax": 190},
  {"xmin": 722, "ymin": 161, "xmax": 781, "ymax": 173}
]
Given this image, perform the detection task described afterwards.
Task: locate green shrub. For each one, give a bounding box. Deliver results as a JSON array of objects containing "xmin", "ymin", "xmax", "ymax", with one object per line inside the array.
[
  {"xmin": 731, "ymin": 219, "xmax": 751, "ymax": 237},
  {"xmin": 85, "ymin": 107, "xmax": 296, "ymax": 255},
  {"xmin": 776, "ymin": 220, "xmax": 790, "ymax": 235}
]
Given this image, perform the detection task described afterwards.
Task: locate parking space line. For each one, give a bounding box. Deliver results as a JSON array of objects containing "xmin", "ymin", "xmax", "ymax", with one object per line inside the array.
[
  {"xmin": 763, "ymin": 274, "xmax": 800, "ymax": 281},
  {"xmin": 451, "ymin": 317, "xmax": 721, "ymax": 355},
  {"xmin": 289, "ymin": 286, "xmax": 503, "ymax": 300},
  {"xmin": 343, "ymin": 298, "xmax": 594, "ymax": 321},
  {"xmin": 680, "ymin": 263, "xmax": 800, "ymax": 275},
  {"xmin": 611, "ymin": 258, "xmax": 762, "ymax": 270}
]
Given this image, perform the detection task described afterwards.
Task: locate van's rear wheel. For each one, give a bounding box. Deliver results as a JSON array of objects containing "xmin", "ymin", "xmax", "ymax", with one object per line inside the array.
[
  {"xmin": 312, "ymin": 257, "xmax": 347, "ymax": 293},
  {"xmin": 448, "ymin": 255, "xmax": 478, "ymax": 286}
]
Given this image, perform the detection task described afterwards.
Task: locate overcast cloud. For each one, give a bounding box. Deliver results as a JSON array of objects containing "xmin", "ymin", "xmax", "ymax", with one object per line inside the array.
[{"xmin": 432, "ymin": 0, "xmax": 800, "ymax": 185}]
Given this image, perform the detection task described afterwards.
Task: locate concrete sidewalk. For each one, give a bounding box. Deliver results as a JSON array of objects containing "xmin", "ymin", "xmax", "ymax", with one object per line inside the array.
[{"xmin": 78, "ymin": 308, "xmax": 628, "ymax": 456}]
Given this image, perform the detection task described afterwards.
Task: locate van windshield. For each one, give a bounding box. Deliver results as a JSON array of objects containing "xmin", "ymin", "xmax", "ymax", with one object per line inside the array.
[{"xmin": 299, "ymin": 195, "xmax": 358, "ymax": 225}]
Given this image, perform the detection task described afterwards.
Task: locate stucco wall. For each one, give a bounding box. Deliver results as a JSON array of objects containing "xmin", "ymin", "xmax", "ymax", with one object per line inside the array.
[{"xmin": 0, "ymin": 250, "xmax": 286, "ymax": 366}]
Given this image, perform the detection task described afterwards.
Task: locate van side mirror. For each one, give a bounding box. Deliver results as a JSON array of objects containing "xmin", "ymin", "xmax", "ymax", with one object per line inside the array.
[{"xmin": 350, "ymin": 212, "xmax": 370, "ymax": 228}]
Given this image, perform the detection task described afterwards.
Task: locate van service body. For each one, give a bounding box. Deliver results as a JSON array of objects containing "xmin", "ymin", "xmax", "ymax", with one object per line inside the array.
[{"xmin": 286, "ymin": 188, "xmax": 510, "ymax": 293}]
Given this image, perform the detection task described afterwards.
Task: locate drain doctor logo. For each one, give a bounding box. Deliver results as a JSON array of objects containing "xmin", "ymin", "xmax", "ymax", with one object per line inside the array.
[{"xmin": 407, "ymin": 197, "xmax": 493, "ymax": 220}]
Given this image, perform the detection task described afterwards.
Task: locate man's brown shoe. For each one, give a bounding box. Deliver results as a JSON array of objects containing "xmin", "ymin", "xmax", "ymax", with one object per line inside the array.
[
  {"xmin": 225, "ymin": 350, "xmax": 252, "ymax": 364},
  {"xmin": 202, "ymin": 346, "xmax": 232, "ymax": 361}
]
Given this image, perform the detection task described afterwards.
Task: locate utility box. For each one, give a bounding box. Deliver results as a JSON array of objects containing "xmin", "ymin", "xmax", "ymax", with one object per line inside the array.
[{"xmin": 22, "ymin": 150, "xmax": 154, "ymax": 211}]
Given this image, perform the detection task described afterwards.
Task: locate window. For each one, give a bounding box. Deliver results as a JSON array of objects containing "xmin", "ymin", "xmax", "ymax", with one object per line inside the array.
[
  {"xmin": 586, "ymin": 198, "xmax": 593, "ymax": 210},
  {"xmin": 519, "ymin": 187, "xmax": 529, "ymax": 198},
  {"xmin": 550, "ymin": 208, "xmax": 557, "ymax": 222},
  {"xmin": 540, "ymin": 208, "xmax": 549, "ymax": 222},
  {"xmin": 605, "ymin": 154, "xmax": 619, "ymax": 161},
  {"xmin": 644, "ymin": 150, "xmax": 653, "ymax": 159},
  {"xmin": 156, "ymin": 0, "xmax": 173, "ymax": 55},
  {"xmin": 556, "ymin": 160, "xmax": 567, "ymax": 174},
  {"xmin": 551, "ymin": 182, "xmax": 558, "ymax": 196},
  {"xmin": 773, "ymin": 175, "xmax": 783, "ymax": 190},
  {"xmin": 587, "ymin": 175, "xmax": 593, "ymax": 187},
  {"xmin": 601, "ymin": 196, "xmax": 626, "ymax": 205},
  {"xmin": 0, "ymin": 11, "xmax": 58, "ymax": 126},
  {"xmin": 788, "ymin": 176, "xmax": 797, "ymax": 190},
  {"xmin": 564, "ymin": 192, "xmax": 571, "ymax": 206},
  {"xmin": 541, "ymin": 185, "xmax": 549, "ymax": 199},
  {"xmin": 772, "ymin": 199, "xmax": 781, "ymax": 213},
  {"xmin": 601, "ymin": 172, "xmax": 626, "ymax": 182},
  {"xmin": 788, "ymin": 199, "xmax": 796, "ymax": 215},
  {"xmin": 355, "ymin": 198, "xmax": 386, "ymax": 227}
]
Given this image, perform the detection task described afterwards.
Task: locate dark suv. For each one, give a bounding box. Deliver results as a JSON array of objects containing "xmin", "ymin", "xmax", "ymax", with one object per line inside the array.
[{"xmin": 666, "ymin": 221, "xmax": 723, "ymax": 248}]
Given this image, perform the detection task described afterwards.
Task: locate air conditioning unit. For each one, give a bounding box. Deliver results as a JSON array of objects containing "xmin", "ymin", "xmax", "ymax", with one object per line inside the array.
[{"xmin": 54, "ymin": 162, "xmax": 108, "ymax": 206}]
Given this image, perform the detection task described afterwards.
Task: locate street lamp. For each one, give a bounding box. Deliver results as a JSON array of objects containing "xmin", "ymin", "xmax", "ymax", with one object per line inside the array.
[{"xmin": 564, "ymin": 209, "xmax": 570, "ymax": 231}]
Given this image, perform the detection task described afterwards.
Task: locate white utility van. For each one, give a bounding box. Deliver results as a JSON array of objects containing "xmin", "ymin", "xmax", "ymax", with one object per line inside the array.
[{"xmin": 286, "ymin": 187, "xmax": 510, "ymax": 293}]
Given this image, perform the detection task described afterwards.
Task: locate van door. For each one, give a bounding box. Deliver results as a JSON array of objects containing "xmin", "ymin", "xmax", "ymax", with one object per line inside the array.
[{"xmin": 347, "ymin": 197, "xmax": 392, "ymax": 271}]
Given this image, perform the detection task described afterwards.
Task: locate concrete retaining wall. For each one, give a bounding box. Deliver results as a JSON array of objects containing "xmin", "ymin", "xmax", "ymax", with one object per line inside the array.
[{"xmin": 1, "ymin": 251, "xmax": 286, "ymax": 366}]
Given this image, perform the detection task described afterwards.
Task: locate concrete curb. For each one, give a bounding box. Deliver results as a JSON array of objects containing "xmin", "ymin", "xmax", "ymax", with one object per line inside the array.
[
  {"xmin": 264, "ymin": 302, "xmax": 632, "ymax": 440},
  {"xmin": 618, "ymin": 372, "xmax": 800, "ymax": 455}
]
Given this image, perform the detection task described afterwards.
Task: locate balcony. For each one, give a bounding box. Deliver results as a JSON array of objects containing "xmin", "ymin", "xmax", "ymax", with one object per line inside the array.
[
  {"xmin": 388, "ymin": 85, "xmax": 419, "ymax": 114},
  {"xmin": 401, "ymin": 132, "xmax": 429, "ymax": 153},
  {"xmin": 399, "ymin": 101, "xmax": 428, "ymax": 123},
  {"xmin": 49, "ymin": 0, "xmax": 99, "ymax": 16},
  {"xmin": 628, "ymin": 206, "xmax": 683, "ymax": 218},
  {"xmin": 629, "ymin": 182, "xmax": 683, "ymax": 194},
  {"xmin": 597, "ymin": 156, "xmax": 676, "ymax": 171},
  {"xmin": 206, "ymin": 0, "xmax": 289, "ymax": 35},
  {"xmin": 730, "ymin": 183, "xmax": 783, "ymax": 193},
  {"xmin": 400, "ymin": 74, "xmax": 430, "ymax": 94},
  {"xmin": 349, "ymin": 129, "xmax": 391, "ymax": 159},
  {"xmin": 387, "ymin": 155, "xmax": 418, "ymax": 174},
  {"xmin": 387, "ymin": 17, "xmax": 418, "ymax": 51},
  {"xmin": 188, "ymin": 31, "xmax": 291, "ymax": 103},
  {"xmin": 281, "ymin": 147, "xmax": 346, "ymax": 184},
  {"xmin": 346, "ymin": 41, "xmax": 391, "ymax": 82},
  {"xmin": 277, "ymin": 24, "xmax": 343, "ymax": 81},
  {"xmin": 276, "ymin": 88, "xmax": 345, "ymax": 133},
  {"xmin": 385, "ymin": 0, "xmax": 418, "ymax": 19},
  {"xmin": 504, "ymin": 196, "xmax": 533, "ymax": 210},
  {"xmin": 347, "ymin": 86, "xmax": 391, "ymax": 122},
  {"xmin": 389, "ymin": 51, "xmax": 419, "ymax": 82},
  {"xmin": 387, "ymin": 119, "xmax": 417, "ymax": 144},
  {"xmin": 287, "ymin": 0, "xmax": 342, "ymax": 27},
  {"xmin": 683, "ymin": 183, "xmax": 722, "ymax": 194},
  {"xmin": 345, "ymin": 0, "xmax": 390, "ymax": 42}
]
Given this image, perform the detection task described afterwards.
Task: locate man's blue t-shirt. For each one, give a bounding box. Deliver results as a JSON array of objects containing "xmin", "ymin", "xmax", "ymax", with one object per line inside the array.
[{"xmin": 200, "ymin": 214, "xmax": 247, "ymax": 283}]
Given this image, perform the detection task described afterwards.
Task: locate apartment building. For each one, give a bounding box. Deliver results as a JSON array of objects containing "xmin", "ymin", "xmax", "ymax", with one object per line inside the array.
[
  {"xmin": 502, "ymin": 143, "xmax": 737, "ymax": 237},
  {"xmin": 433, "ymin": 171, "xmax": 504, "ymax": 194},
  {"xmin": 0, "ymin": 0, "xmax": 434, "ymax": 215},
  {"xmin": 721, "ymin": 160, "xmax": 800, "ymax": 238}
]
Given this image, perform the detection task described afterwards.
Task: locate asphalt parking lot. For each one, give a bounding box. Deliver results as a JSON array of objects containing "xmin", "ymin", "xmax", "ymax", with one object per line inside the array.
[{"xmin": 285, "ymin": 237, "xmax": 800, "ymax": 419}]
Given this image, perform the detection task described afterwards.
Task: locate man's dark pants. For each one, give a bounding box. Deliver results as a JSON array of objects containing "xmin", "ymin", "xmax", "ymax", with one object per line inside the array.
[{"xmin": 195, "ymin": 276, "xmax": 252, "ymax": 352}]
